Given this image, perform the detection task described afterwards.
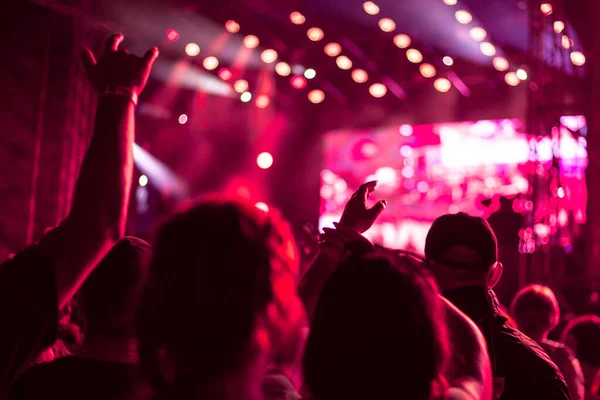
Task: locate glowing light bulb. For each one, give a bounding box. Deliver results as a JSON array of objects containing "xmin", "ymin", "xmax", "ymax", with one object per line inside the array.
[
  {"xmin": 378, "ymin": 18, "xmax": 396, "ymax": 32},
  {"xmin": 290, "ymin": 75, "xmax": 307, "ymax": 89},
  {"xmin": 240, "ymin": 91, "xmax": 252, "ymax": 102},
  {"xmin": 255, "ymin": 202, "xmax": 269, "ymax": 212},
  {"xmin": 516, "ymin": 68, "xmax": 528, "ymax": 80},
  {"xmin": 166, "ymin": 29, "xmax": 179, "ymax": 42},
  {"xmin": 185, "ymin": 43, "xmax": 200, "ymax": 56},
  {"xmin": 257, "ymin": 152, "xmax": 273, "ymax": 169},
  {"xmin": 393, "ymin": 34, "xmax": 411, "ymax": 49},
  {"xmin": 260, "ymin": 49, "xmax": 278, "ymax": 64},
  {"xmin": 307, "ymin": 27, "xmax": 324, "ymax": 41},
  {"xmin": 218, "ymin": 68, "xmax": 232, "ymax": 81},
  {"xmin": 308, "ymin": 89, "xmax": 325, "ymax": 104},
  {"xmin": 469, "ymin": 27, "xmax": 487, "ymax": 41},
  {"xmin": 480, "ymin": 42, "xmax": 496, "ymax": 56},
  {"xmin": 255, "ymin": 95, "xmax": 270, "ymax": 108},
  {"xmin": 443, "ymin": 56, "xmax": 454, "ymax": 66},
  {"xmin": 275, "ymin": 62, "xmax": 291, "ymax": 76},
  {"xmin": 304, "ymin": 68, "xmax": 316, "ymax": 79},
  {"xmin": 139, "ymin": 175, "xmax": 148, "ymax": 187},
  {"xmin": 504, "ymin": 71, "xmax": 520, "ymax": 86},
  {"xmin": 455, "ymin": 10, "xmax": 472, "ymax": 24},
  {"xmin": 363, "ymin": 1, "xmax": 380, "ymax": 15},
  {"xmin": 234, "ymin": 79, "xmax": 249, "ymax": 93},
  {"xmin": 434, "ymin": 78, "xmax": 452, "ymax": 92},
  {"xmin": 352, "ymin": 69, "xmax": 369, "ymax": 83},
  {"xmin": 570, "ymin": 51, "xmax": 586, "ymax": 66},
  {"xmin": 336, "ymin": 55, "xmax": 352, "ymax": 70},
  {"xmin": 203, "ymin": 56, "xmax": 219, "ymax": 70},
  {"xmin": 324, "ymin": 42, "xmax": 342, "ymax": 57},
  {"xmin": 443, "ymin": 0, "xmax": 458, "ymax": 5},
  {"xmin": 493, "ymin": 57, "xmax": 509, "ymax": 71},
  {"xmin": 225, "ymin": 20, "xmax": 240, "ymax": 33},
  {"xmin": 419, "ymin": 63, "xmax": 436, "ymax": 78},
  {"xmin": 369, "ymin": 83, "xmax": 387, "ymax": 98},
  {"xmin": 540, "ymin": 3, "xmax": 553, "ymax": 15},
  {"xmin": 243, "ymin": 35, "xmax": 260, "ymax": 49},
  {"xmin": 553, "ymin": 21, "xmax": 565, "ymax": 33},
  {"xmin": 290, "ymin": 11, "xmax": 306, "ymax": 25},
  {"xmin": 406, "ymin": 49, "xmax": 423, "ymax": 63},
  {"xmin": 562, "ymin": 35, "xmax": 572, "ymax": 49},
  {"xmin": 178, "ymin": 114, "xmax": 188, "ymax": 124}
]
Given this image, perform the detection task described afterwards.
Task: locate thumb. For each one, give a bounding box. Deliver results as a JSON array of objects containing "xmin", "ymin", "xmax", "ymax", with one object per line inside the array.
[
  {"xmin": 366, "ymin": 200, "xmax": 387, "ymax": 222},
  {"xmin": 143, "ymin": 46, "xmax": 159, "ymax": 67},
  {"xmin": 79, "ymin": 46, "xmax": 96, "ymax": 74}
]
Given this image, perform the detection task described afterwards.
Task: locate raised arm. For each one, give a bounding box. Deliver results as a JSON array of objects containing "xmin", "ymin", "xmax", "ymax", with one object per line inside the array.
[{"xmin": 42, "ymin": 34, "xmax": 158, "ymax": 308}]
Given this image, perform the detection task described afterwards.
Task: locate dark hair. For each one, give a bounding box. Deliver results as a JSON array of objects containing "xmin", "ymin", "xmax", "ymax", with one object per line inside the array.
[
  {"xmin": 303, "ymin": 251, "xmax": 448, "ymax": 400},
  {"xmin": 137, "ymin": 197, "xmax": 300, "ymax": 393},
  {"xmin": 79, "ymin": 237, "xmax": 151, "ymax": 338},
  {"xmin": 510, "ymin": 284, "xmax": 559, "ymax": 336},
  {"xmin": 561, "ymin": 315, "xmax": 600, "ymax": 366}
]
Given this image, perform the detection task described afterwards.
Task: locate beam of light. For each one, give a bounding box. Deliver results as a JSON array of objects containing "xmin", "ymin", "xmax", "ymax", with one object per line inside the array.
[
  {"xmin": 381, "ymin": 76, "xmax": 406, "ymax": 100},
  {"xmin": 133, "ymin": 143, "xmax": 189, "ymax": 199},
  {"xmin": 447, "ymin": 71, "xmax": 471, "ymax": 97},
  {"xmin": 151, "ymin": 59, "xmax": 235, "ymax": 97}
]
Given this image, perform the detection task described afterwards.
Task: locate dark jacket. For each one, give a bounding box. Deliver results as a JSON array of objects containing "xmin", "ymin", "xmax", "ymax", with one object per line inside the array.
[{"xmin": 444, "ymin": 286, "xmax": 570, "ymax": 400}]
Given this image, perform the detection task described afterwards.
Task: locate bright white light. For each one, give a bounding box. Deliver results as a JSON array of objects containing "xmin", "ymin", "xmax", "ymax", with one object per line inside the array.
[
  {"xmin": 304, "ymin": 68, "xmax": 316, "ymax": 79},
  {"xmin": 275, "ymin": 62, "xmax": 291, "ymax": 76},
  {"xmin": 493, "ymin": 57, "xmax": 509, "ymax": 71},
  {"xmin": 336, "ymin": 55, "xmax": 352, "ymax": 70},
  {"xmin": 406, "ymin": 49, "xmax": 423, "ymax": 63},
  {"xmin": 308, "ymin": 89, "xmax": 325, "ymax": 104},
  {"xmin": 261, "ymin": 49, "xmax": 278, "ymax": 64},
  {"xmin": 225, "ymin": 20, "xmax": 240, "ymax": 33},
  {"xmin": 419, "ymin": 63, "xmax": 436, "ymax": 78},
  {"xmin": 443, "ymin": 0, "xmax": 458, "ymax": 4},
  {"xmin": 257, "ymin": 152, "xmax": 274, "ymax": 169},
  {"xmin": 255, "ymin": 95, "xmax": 270, "ymax": 108},
  {"xmin": 400, "ymin": 145, "xmax": 413, "ymax": 157},
  {"xmin": 363, "ymin": 1, "xmax": 380, "ymax": 15},
  {"xmin": 455, "ymin": 10, "xmax": 472, "ymax": 24},
  {"xmin": 399, "ymin": 124, "xmax": 413, "ymax": 136},
  {"xmin": 378, "ymin": 18, "xmax": 396, "ymax": 32},
  {"xmin": 480, "ymin": 42, "xmax": 496, "ymax": 56},
  {"xmin": 203, "ymin": 56, "xmax": 219, "ymax": 70},
  {"xmin": 443, "ymin": 56, "xmax": 454, "ymax": 66},
  {"xmin": 139, "ymin": 175, "xmax": 148, "ymax": 187},
  {"xmin": 557, "ymin": 187, "xmax": 565, "ymax": 198},
  {"xmin": 540, "ymin": 3, "xmax": 553, "ymax": 15},
  {"xmin": 352, "ymin": 69, "xmax": 369, "ymax": 83},
  {"xmin": 234, "ymin": 79, "xmax": 249, "ymax": 93},
  {"xmin": 255, "ymin": 202, "xmax": 270, "ymax": 212},
  {"xmin": 243, "ymin": 35, "xmax": 260, "ymax": 49},
  {"xmin": 504, "ymin": 71, "xmax": 520, "ymax": 86},
  {"xmin": 307, "ymin": 27, "xmax": 325, "ymax": 41},
  {"xmin": 324, "ymin": 42, "xmax": 342, "ymax": 57},
  {"xmin": 562, "ymin": 35, "xmax": 572, "ymax": 49},
  {"xmin": 185, "ymin": 43, "xmax": 200, "ymax": 57},
  {"xmin": 571, "ymin": 51, "xmax": 586, "ymax": 66},
  {"xmin": 178, "ymin": 114, "xmax": 188, "ymax": 124},
  {"xmin": 240, "ymin": 92, "xmax": 252, "ymax": 102},
  {"xmin": 375, "ymin": 167, "xmax": 397, "ymax": 185},
  {"xmin": 434, "ymin": 78, "xmax": 452, "ymax": 92},
  {"xmin": 393, "ymin": 34, "xmax": 411, "ymax": 49},
  {"xmin": 469, "ymin": 27, "xmax": 487, "ymax": 41},
  {"xmin": 369, "ymin": 83, "xmax": 387, "ymax": 98},
  {"xmin": 516, "ymin": 68, "xmax": 528, "ymax": 80},
  {"xmin": 132, "ymin": 143, "xmax": 188, "ymax": 199},
  {"xmin": 290, "ymin": 11, "xmax": 306, "ymax": 25},
  {"xmin": 554, "ymin": 21, "xmax": 565, "ymax": 33}
]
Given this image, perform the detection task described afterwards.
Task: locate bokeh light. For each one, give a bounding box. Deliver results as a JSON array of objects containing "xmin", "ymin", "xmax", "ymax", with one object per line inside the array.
[
  {"xmin": 324, "ymin": 42, "xmax": 342, "ymax": 57},
  {"xmin": 234, "ymin": 79, "xmax": 249, "ymax": 93},
  {"xmin": 257, "ymin": 152, "xmax": 274, "ymax": 169},
  {"xmin": 443, "ymin": 0, "xmax": 457, "ymax": 4},
  {"xmin": 139, "ymin": 175, "xmax": 148, "ymax": 187},
  {"xmin": 562, "ymin": 35, "xmax": 573, "ymax": 49},
  {"xmin": 393, "ymin": 34, "xmax": 411, "ymax": 49},
  {"xmin": 184, "ymin": 43, "xmax": 200, "ymax": 56},
  {"xmin": 166, "ymin": 29, "xmax": 179, "ymax": 42},
  {"xmin": 469, "ymin": 27, "xmax": 487, "ymax": 41},
  {"xmin": 363, "ymin": 1, "xmax": 380, "ymax": 15},
  {"xmin": 240, "ymin": 91, "xmax": 252, "ymax": 102},
  {"xmin": 434, "ymin": 78, "xmax": 452, "ymax": 92},
  {"xmin": 516, "ymin": 68, "xmax": 528, "ymax": 80},
  {"xmin": 178, "ymin": 114, "xmax": 188, "ymax": 124},
  {"xmin": 553, "ymin": 21, "xmax": 565, "ymax": 33},
  {"xmin": 352, "ymin": 69, "xmax": 369, "ymax": 83},
  {"xmin": 378, "ymin": 18, "xmax": 396, "ymax": 32},
  {"xmin": 308, "ymin": 89, "xmax": 325, "ymax": 104},
  {"xmin": 255, "ymin": 202, "xmax": 269, "ymax": 212},
  {"xmin": 443, "ymin": 56, "xmax": 454, "ymax": 66},
  {"xmin": 307, "ymin": 27, "xmax": 325, "ymax": 41},
  {"xmin": 243, "ymin": 35, "xmax": 260, "ymax": 49},
  {"xmin": 260, "ymin": 49, "xmax": 278, "ymax": 64},
  {"xmin": 202, "ymin": 56, "xmax": 219, "ymax": 70},
  {"xmin": 218, "ymin": 68, "xmax": 232, "ymax": 81},
  {"xmin": 455, "ymin": 10, "xmax": 473, "ymax": 24},
  {"xmin": 570, "ymin": 51, "xmax": 586, "ymax": 66},
  {"xmin": 275, "ymin": 62, "xmax": 292, "ymax": 76},
  {"xmin": 336, "ymin": 55, "xmax": 353, "ymax": 70},
  {"xmin": 369, "ymin": 83, "xmax": 387, "ymax": 98},
  {"xmin": 399, "ymin": 124, "xmax": 413, "ymax": 136},
  {"xmin": 290, "ymin": 75, "xmax": 308, "ymax": 89},
  {"xmin": 290, "ymin": 11, "xmax": 306, "ymax": 25},
  {"xmin": 406, "ymin": 49, "xmax": 423, "ymax": 63},
  {"xmin": 304, "ymin": 68, "xmax": 316, "ymax": 79},
  {"xmin": 540, "ymin": 3, "xmax": 553, "ymax": 15},
  {"xmin": 504, "ymin": 71, "xmax": 520, "ymax": 86},
  {"xmin": 480, "ymin": 42, "xmax": 496, "ymax": 56},
  {"xmin": 225, "ymin": 20, "xmax": 240, "ymax": 33},
  {"xmin": 419, "ymin": 63, "xmax": 436, "ymax": 78},
  {"xmin": 493, "ymin": 56, "xmax": 509, "ymax": 71},
  {"xmin": 255, "ymin": 95, "xmax": 270, "ymax": 108}
]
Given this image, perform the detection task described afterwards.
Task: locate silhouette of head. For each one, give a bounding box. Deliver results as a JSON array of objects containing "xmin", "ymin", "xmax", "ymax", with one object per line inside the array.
[{"xmin": 510, "ymin": 284, "xmax": 560, "ymax": 338}]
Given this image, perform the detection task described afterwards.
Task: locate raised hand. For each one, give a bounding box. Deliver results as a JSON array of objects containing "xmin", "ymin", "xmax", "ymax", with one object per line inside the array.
[
  {"xmin": 318, "ymin": 223, "xmax": 373, "ymax": 260},
  {"xmin": 80, "ymin": 33, "xmax": 158, "ymax": 96},
  {"xmin": 339, "ymin": 181, "xmax": 387, "ymax": 233}
]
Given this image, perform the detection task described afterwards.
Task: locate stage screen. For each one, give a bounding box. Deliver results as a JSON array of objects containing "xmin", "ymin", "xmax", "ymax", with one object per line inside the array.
[{"xmin": 319, "ymin": 118, "xmax": 588, "ymax": 254}]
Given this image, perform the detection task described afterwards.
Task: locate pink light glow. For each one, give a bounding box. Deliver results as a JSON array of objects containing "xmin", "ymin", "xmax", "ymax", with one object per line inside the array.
[{"xmin": 166, "ymin": 29, "xmax": 179, "ymax": 42}]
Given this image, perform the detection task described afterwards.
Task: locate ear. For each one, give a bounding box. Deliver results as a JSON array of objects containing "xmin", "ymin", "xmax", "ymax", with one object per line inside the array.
[{"xmin": 486, "ymin": 262, "xmax": 503, "ymax": 288}]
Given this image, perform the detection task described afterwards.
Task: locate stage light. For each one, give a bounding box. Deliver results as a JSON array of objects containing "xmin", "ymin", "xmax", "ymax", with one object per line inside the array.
[
  {"xmin": 275, "ymin": 62, "xmax": 291, "ymax": 76},
  {"xmin": 336, "ymin": 55, "xmax": 352, "ymax": 70},
  {"xmin": 255, "ymin": 202, "xmax": 269, "ymax": 212},
  {"xmin": 419, "ymin": 63, "xmax": 436, "ymax": 78},
  {"xmin": 178, "ymin": 114, "xmax": 188, "ymax": 124},
  {"xmin": 561, "ymin": 35, "xmax": 572, "ymax": 49},
  {"xmin": 304, "ymin": 68, "xmax": 316, "ymax": 79},
  {"xmin": 234, "ymin": 79, "xmax": 249, "ymax": 93},
  {"xmin": 218, "ymin": 68, "xmax": 232, "ymax": 81},
  {"xmin": 185, "ymin": 43, "xmax": 200, "ymax": 56},
  {"xmin": 399, "ymin": 124, "xmax": 413, "ymax": 136},
  {"xmin": 255, "ymin": 95, "xmax": 270, "ymax": 108},
  {"xmin": 203, "ymin": 56, "xmax": 219, "ymax": 70},
  {"xmin": 557, "ymin": 187, "xmax": 565, "ymax": 198},
  {"xmin": 166, "ymin": 29, "xmax": 179, "ymax": 42},
  {"xmin": 417, "ymin": 181, "xmax": 429, "ymax": 193},
  {"xmin": 434, "ymin": 78, "xmax": 452, "ymax": 92},
  {"xmin": 443, "ymin": 56, "xmax": 454, "ymax": 66},
  {"xmin": 363, "ymin": 1, "xmax": 380, "ymax": 15},
  {"xmin": 443, "ymin": 0, "xmax": 458, "ymax": 4},
  {"xmin": 307, "ymin": 27, "xmax": 324, "ymax": 41},
  {"xmin": 260, "ymin": 49, "xmax": 278, "ymax": 64},
  {"xmin": 393, "ymin": 34, "xmax": 411, "ymax": 49},
  {"xmin": 570, "ymin": 51, "xmax": 586, "ymax": 66},
  {"xmin": 369, "ymin": 83, "xmax": 387, "ymax": 98},
  {"xmin": 400, "ymin": 145, "xmax": 413, "ymax": 157},
  {"xmin": 504, "ymin": 71, "xmax": 520, "ymax": 86},
  {"xmin": 243, "ymin": 35, "xmax": 260, "ymax": 49},
  {"xmin": 480, "ymin": 42, "xmax": 496, "ymax": 56},
  {"xmin": 257, "ymin": 152, "xmax": 274, "ymax": 169},
  {"xmin": 406, "ymin": 49, "xmax": 423, "ymax": 63},
  {"xmin": 240, "ymin": 91, "xmax": 252, "ymax": 102},
  {"xmin": 469, "ymin": 27, "xmax": 487, "ymax": 41},
  {"xmin": 308, "ymin": 89, "xmax": 325, "ymax": 103},
  {"xmin": 540, "ymin": 3, "xmax": 553, "ymax": 15},
  {"xmin": 225, "ymin": 20, "xmax": 240, "ymax": 33},
  {"xmin": 455, "ymin": 10, "xmax": 472, "ymax": 24},
  {"xmin": 352, "ymin": 69, "xmax": 369, "ymax": 83},
  {"xmin": 290, "ymin": 11, "xmax": 306, "ymax": 25},
  {"xmin": 378, "ymin": 18, "xmax": 396, "ymax": 32},
  {"xmin": 516, "ymin": 68, "xmax": 528, "ymax": 80},
  {"xmin": 493, "ymin": 56, "xmax": 509, "ymax": 71},
  {"xmin": 139, "ymin": 175, "xmax": 148, "ymax": 187},
  {"xmin": 553, "ymin": 21, "xmax": 565, "ymax": 33},
  {"xmin": 324, "ymin": 42, "xmax": 342, "ymax": 57},
  {"xmin": 291, "ymin": 75, "xmax": 307, "ymax": 89}
]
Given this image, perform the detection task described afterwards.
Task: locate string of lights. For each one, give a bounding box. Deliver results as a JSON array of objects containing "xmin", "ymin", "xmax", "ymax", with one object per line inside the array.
[{"xmin": 539, "ymin": 2, "xmax": 585, "ymax": 67}]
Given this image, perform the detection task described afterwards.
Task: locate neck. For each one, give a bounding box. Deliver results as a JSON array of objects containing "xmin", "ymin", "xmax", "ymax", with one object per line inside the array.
[{"xmin": 78, "ymin": 335, "xmax": 138, "ymax": 364}]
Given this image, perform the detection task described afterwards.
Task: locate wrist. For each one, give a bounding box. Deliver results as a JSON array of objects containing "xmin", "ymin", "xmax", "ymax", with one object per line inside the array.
[{"xmin": 98, "ymin": 85, "xmax": 138, "ymax": 106}]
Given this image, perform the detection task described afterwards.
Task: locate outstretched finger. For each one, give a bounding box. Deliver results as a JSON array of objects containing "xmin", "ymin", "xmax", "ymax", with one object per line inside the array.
[
  {"xmin": 104, "ymin": 33, "xmax": 124, "ymax": 54},
  {"xmin": 366, "ymin": 200, "xmax": 387, "ymax": 222},
  {"xmin": 143, "ymin": 46, "xmax": 160, "ymax": 67},
  {"xmin": 355, "ymin": 180, "xmax": 378, "ymax": 202},
  {"xmin": 79, "ymin": 46, "xmax": 96, "ymax": 75}
]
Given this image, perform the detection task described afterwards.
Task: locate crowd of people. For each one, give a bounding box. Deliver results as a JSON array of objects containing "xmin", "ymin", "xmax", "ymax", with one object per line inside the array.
[{"xmin": 2, "ymin": 34, "xmax": 600, "ymax": 400}]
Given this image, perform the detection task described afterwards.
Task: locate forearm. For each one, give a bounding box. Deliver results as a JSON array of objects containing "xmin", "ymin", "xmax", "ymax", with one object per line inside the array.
[{"xmin": 298, "ymin": 252, "xmax": 339, "ymax": 321}]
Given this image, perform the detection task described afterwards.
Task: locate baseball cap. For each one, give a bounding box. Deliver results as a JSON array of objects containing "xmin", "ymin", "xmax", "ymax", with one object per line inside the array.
[{"xmin": 425, "ymin": 213, "xmax": 497, "ymax": 272}]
